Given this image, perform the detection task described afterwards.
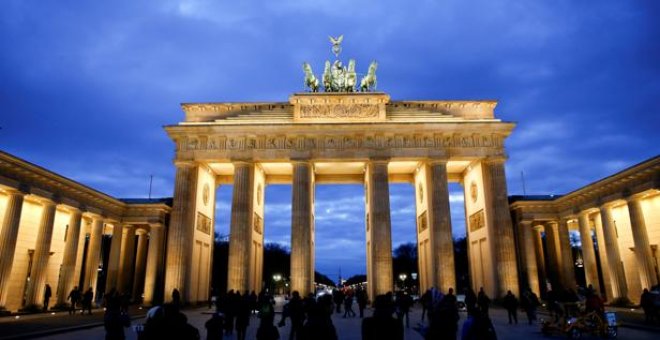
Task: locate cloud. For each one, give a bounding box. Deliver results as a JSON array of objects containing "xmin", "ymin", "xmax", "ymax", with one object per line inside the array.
[{"xmin": 1, "ymin": 0, "xmax": 658, "ymax": 278}]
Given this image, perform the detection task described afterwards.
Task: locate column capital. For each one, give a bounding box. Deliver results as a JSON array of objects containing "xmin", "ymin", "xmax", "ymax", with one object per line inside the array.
[
  {"xmin": 427, "ymin": 158, "xmax": 449, "ymax": 166},
  {"xmin": 368, "ymin": 157, "xmax": 390, "ymax": 165},
  {"xmin": 518, "ymin": 220, "xmax": 533, "ymax": 227},
  {"xmin": 483, "ymin": 156, "xmax": 508, "ymax": 164},
  {"xmin": 290, "ymin": 158, "xmax": 312, "ymax": 166},
  {"xmin": 33, "ymin": 196, "xmax": 57, "ymax": 207},
  {"xmin": 578, "ymin": 210, "xmax": 592, "ymax": 218},
  {"xmin": 136, "ymin": 227, "xmax": 149, "ymax": 236},
  {"xmin": 1, "ymin": 186, "xmax": 28, "ymax": 197},
  {"xmin": 148, "ymin": 222, "xmax": 164, "ymax": 229},
  {"xmin": 173, "ymin": 160, "xmax": 197, "ymax": 168},
  {"xmin": 231, "ymin": 159, "xmax": 254, "ymax": 167},
  {"xmin": 545, "ymin": 220, "xmax": 559, "ymax": 228}
]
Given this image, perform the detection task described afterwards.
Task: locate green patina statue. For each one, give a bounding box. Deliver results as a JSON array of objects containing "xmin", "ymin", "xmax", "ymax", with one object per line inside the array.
[{"xmin": 302, "ymin": 35, "xmax": 377, "ymax": 93}]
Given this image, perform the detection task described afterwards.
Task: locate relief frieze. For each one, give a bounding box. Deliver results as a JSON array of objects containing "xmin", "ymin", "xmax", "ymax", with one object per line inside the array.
[{"xmin": 177, "ymin": 132, "xmax": 504, "ymax": 152}]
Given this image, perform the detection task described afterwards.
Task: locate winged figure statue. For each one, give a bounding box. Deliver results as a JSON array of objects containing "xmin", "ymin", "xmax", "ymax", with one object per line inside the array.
[{"xmin": 329, "ymin": 35, "xmax": 343, "ymax": 57}]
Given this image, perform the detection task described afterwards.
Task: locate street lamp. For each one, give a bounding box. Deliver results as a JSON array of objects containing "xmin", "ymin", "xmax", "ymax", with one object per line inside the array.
[
  {"xmin": 399, "ymin": 273, "xmax": 407, "ymax": 291},
  {"xmin": 272, "ymin": 274, "xmax": 282, "ymax": 294}
]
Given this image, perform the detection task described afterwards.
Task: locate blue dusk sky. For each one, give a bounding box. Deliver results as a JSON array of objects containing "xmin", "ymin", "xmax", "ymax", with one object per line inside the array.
[{"xmin": 1, "ymin": 1, "xmax": 658, "ymax": 278}]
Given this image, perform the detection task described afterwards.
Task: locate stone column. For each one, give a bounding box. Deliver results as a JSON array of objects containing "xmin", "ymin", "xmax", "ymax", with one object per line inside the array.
[
  {"xmin": 83, "ymin": 217, "xmax": 104, "ymax": 293},
  {"xmin": 593, "ymin": 214, "xmax": 614, "ymax": 300},
  {"xmin": 532, "ymin": 226, "xmax": 547, "ymax": 292},
  {"xmin": 483, "ymin": 158, "xmax": 519, "ymax": 297},
  {"xmin": 227, "ymin": 161, "xmax": 254, "ymax": 293},
  {"xmin": 428, "ymin": 160, "xmax": 455, "ymax": 292},
  {"xmin": 24, "ymin": 199, "xmax": 57, "ymax": 307},
  {"xmin": 56, "ymin": 207, "xmax": 82, "ymax": 305},
  {"xmin": 164, "ymin": 162, "xmax": 198, "ymax": 302},
  {"xmin": 578, "ymin": 212, "xmax": 600, "ymax": 290},
  {"xmin": 557, "ymin": 219, "xmax": 576, "ymax": 289},
  {"xmin": 0, "ymin": 190, "xmax": 25, "ymax": 306},
  {"xmin": 544, "ymin": 222, "xmax": 562, "ymax": 289},
  {"xmin": 290, "ymin": 161, "xmax": 314, "ymax": 296},
  {"xmin": 367, "ymin": 160, "xmax": 393, "ymax": 296},
  {"xmin": 600, "ymin": 204, "xmax": 628, "ymax": 300},
  {"xmin": 143, "ymin": 223, "xmax": 165, "ymax": 305},
  {"xmin": 521, "ymin": 221, "xmax": 540, "ymax": 295},
  {"xmin": 627, "ymin": 197, "xmax": 658, "ymax": 289},
  {"xmin": 132, "ymin": 229, "xmax": 149, "ymax": 301},
  {"xmin": 117, "ymin": 225, "xmax": 136, "ymax": 294},
  {"xmin": 105, "ymin": 223, "xmax": 123, "ymax": 291}
]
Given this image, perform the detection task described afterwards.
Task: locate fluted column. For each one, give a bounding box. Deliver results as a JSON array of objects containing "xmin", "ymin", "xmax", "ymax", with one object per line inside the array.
[
  {"xmin": 0, "ymin": 190, "xmax": 25, "ymax": 306},
  {"xmin": 143, "ymin": 223, "xmax": 165, "ymax": 305},
  {"xmin": 557, "ymin": 219, "xmax": 576, "ymax": 289},
  {"xmin": 117, "ymin": 225, "xmax": 136, "ymax": 294},
  {"xmin": 290, "ymin": 161, "xmax": 314, "ymax": 296},
  {"xmin": 627, "ymin": 197, "xmax": 658, "ymax": 289},
  {"xmin": 83, "ymin": 217, "xmax": 104, "ymax": 293},
  {"xmin": 578, "ymin": 212, "xmax": 599, "ymax": 290},
  {"xmin": 56, "ymin": 207, "xmax": 82, "ymax": 305},
  {"xmin": 600, "ymin": 204, "xmax": 628, "ymax": 300},
  {"xmin": 593, "ymin": 214, "xmax": 613, "ymax": 300},
  {"xmin": 544, "ymin": 222, "xmax": 562, "ymax": 289},
  {"xmin": 105, "ymin": 223, "xmax": 123, "ymax": 291},
  {"xmin": 521, "ymin": 221, "xmax": 540, "ymax": 295},
  {"xmin": 132, "ymin": 229, "xmax": 149, "ymax": 301},
  {"xmin": 367, "ymin": 160, "xmax": 393, "ymax": 296},
  {"xmin": 164, "ymin": 162, "xmax": 198, "ymax": 302},
  {"xmin": 24, "ymin": 199, "xmax": 57, "ymax": 307},
  {"xmin": 532, "ymin": 226, "xmax": 547, "ymax": 292},
  {"xmin": 227, "ymin": 161, "xmax": 254, "ymax": 293},
  {"xmin": 428, "ymin": 160, "xmax": 455, "ymax": 292},
  {"xmin": 483, "ymin": 158, "xmax": 519, "ymax": 297}
]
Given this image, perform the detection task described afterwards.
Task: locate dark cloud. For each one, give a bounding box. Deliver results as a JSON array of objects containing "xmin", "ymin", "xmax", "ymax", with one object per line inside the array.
[{"xmin": 1, "ymin": 0, "xmax": 658, "ymax": 278}]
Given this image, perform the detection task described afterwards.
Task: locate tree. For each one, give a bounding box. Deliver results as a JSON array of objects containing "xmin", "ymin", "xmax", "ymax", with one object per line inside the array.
[
  {"xmin": 393, "ymin": 242, "xmax": 418, "ymax": 290},
  {"xmin": 344, "ymin": 274, "xmax": 367, "ymax": 286},
  {"xmin": 315, "ymin": 271, "xmax": 336, "ymax": 287}
]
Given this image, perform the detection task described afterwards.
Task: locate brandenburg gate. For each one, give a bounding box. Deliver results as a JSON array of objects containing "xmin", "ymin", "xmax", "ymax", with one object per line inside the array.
[{"xmin": 163, "ymin": 91, "xmax": 520, "ymax": 303}]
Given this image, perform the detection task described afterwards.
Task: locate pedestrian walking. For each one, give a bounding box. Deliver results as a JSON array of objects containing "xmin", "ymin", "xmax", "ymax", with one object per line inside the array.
[
  {"xmin": 82, "ymin": 287, "xmax": 94, "ymax": 315},
  {"xmin": 256, "ymin": 312, "xmax": 280, "ymax": 340},
  {"xmin": 332, "ymin": 289, "xmax": 344, "ymax": 314},
  {"xmin": 420, "ymin": 289, "xmax": 432, "ymax": 322},
  {"xmin": 395, "ymin": 291, "xmax": 413, "ymax": 328},
  {"xmin": 356, "ymin": 288, "xmax": 368, "ymax": 318},
  {"xmin": 464, "ymin": 287, "xmax": 477, "ymax": 315},
  {"xmin": 205, "ymin": 312, "xmax": 224, "ymax": 340},
  {"xmin": 362, "ymin": 294, "xmax": 403, "ymax": 340},
  {"xmin": 68, "ymin": 286, "xmax": 81, "ymax": 315},
  {"xmin": 461, "ymin": 309, "xmax": 497, "ymax": 340},
  {"xmin": 641, "ymin": 288, "xmax": 655, "ymax": 323},
  {"xmin": 300, "ymin": 295, "xmax": 338, "ymax": 340},
  {"xmin": 104, "ymin": 291, "xmax": 130, "ymax": 340},
  {"xmin": 503, "ymin": 290, "xmax": 518, "ymax": 324},
  {"xmin": 477, "ymin": 287, "xmax": 490, "ymax": 316},
  {"xmin": 172, "ymin": 288, "xmax": 181, "ymax": 307},
  {"xmin": 43, "ymin": 284, "xmax": 52, "ymax": 311},
  {"xmin": 520, "ymin": 289, "xmax": 539, "ymax": 325},
  {"xmin": 236, "ymin": 293, "xmax": 251, "ymax": 340},
  {"xmin": 343, "ymin": 292, "xmax": 356, "ymax": 318}
]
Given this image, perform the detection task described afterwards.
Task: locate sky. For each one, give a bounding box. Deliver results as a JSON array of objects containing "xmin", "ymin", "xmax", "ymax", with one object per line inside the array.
[{"xmin": 1, "ymin": 0, "xmax": 659, "ymax": 278}]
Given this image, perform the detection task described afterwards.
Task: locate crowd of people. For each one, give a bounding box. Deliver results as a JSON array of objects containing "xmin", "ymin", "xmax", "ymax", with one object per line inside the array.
[{"xmin": 90, "ymin": 281, "xmax": 657, "ymax": 340}]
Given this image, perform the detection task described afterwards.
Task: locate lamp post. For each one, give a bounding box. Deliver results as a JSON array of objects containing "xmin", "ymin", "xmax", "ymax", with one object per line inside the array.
[
  {"xmin": 272, "ymin": 274, "xmax": 282, "ymax": 295},
  {"xmin": 399, "ymin": 273, "xmax": 407, "ymax": 291}
]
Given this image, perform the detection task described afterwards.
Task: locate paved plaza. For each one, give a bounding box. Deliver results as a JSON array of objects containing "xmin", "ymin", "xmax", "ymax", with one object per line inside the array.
[{"xmin": 0, "ymin": 305, "xmax": 650, "ymax": 340}]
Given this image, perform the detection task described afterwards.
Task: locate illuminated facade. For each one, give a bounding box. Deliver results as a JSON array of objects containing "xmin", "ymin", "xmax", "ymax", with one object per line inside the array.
[
  {"xmin": 510, "ymin": 156, "xmax": 660, "ymax": 303},
  {"xmin": 0, "ymin": 152, "xmax": 171, "ymax": 312}
]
